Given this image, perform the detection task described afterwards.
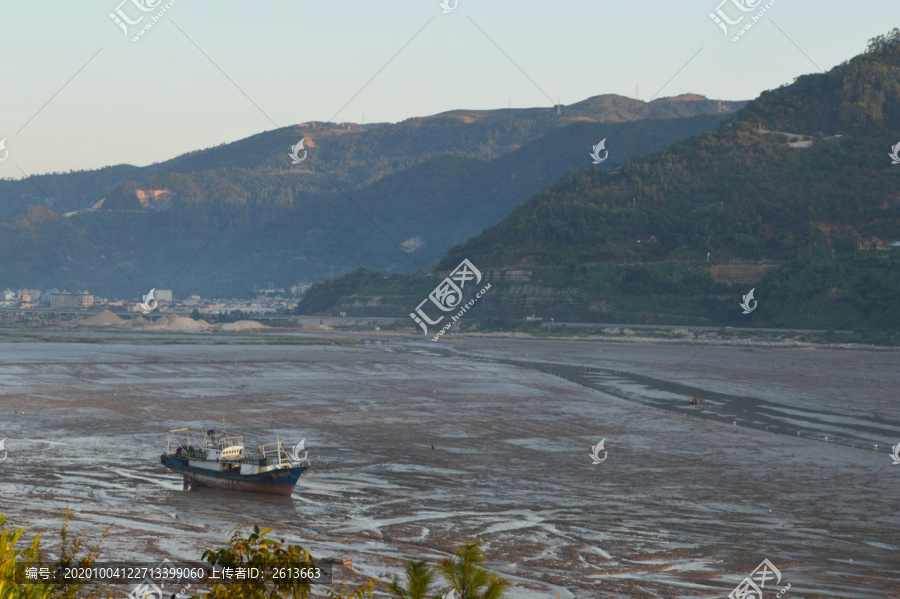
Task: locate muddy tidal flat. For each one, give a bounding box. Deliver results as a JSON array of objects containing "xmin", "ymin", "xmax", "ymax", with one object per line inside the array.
[{"xmin": 1, "ymin": 333, "xmax": 898, "ymax": 598}]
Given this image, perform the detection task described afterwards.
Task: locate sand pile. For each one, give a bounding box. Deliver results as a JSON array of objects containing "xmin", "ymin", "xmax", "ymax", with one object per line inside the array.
[
  {"xmin": 216, "ymin": 320, "xmax": 270, "ymax": 331},
  {"xmin": 150, "ymin": 314, "xmax": 213, "ymax": 330},
  {"xmin": 81, "ymin": 310, "xmax": 123, "ymax": 326},
  {"xmin": 122, "ymin": 315, "xmax": 150, "ymax": 328},
  {"xmin": 75, "ymin": 311, "xmax": 267, "ymax": 332}
]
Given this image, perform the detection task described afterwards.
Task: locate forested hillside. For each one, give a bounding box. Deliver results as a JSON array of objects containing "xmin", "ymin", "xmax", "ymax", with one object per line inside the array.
[
  {"xmin": 0, "ymin": 103, "xmax": 733, "ymax": 296},
  {"xmin": 297, "ymin": 30, "xmax": 900, "ymax": 335}
]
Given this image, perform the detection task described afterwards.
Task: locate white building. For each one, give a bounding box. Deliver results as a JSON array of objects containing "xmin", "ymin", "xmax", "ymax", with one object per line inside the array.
[{"xmin": 290, "ymin": 283, "xmax": 312, "ymax": 297}]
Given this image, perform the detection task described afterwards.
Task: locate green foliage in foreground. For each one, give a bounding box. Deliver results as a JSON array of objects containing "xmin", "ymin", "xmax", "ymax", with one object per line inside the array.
[
  {"xmin": 383, "ymin": 561, "xmax": 434, "ymax": 599},
  {"xmin": 0, "ymin": 512, "xmax": 110, "ymax": 599},
  {"xmin": 435, "ymin": 542, "xmax": 510, "ymax": 599},
  {"xmin": 383, "ymin": 541, "xmax": 509, "ymax": 599},
  {"xmin": 199, "ymin": 525, "xmax": 375, "ymax": 599},
  {"xmin": 1, "ymin": 516, "xmax": 510, "ymax": 599}
]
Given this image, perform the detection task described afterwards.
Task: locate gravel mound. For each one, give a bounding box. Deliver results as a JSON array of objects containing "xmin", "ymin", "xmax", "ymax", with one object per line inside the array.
[
  {"xmin": 81, "ymin": 310, "xmax": 123, "ymax": 326},
  {"xmin": 75, "ymin": 312, "xmax": 267, "ymax": 332},
  {"xmin": 150, "ymin": 314, "xmax": 213, "ymax": 330},
  {"xmin": 217, "ymin": 320, "xmax": 270, "ymax": 331}
]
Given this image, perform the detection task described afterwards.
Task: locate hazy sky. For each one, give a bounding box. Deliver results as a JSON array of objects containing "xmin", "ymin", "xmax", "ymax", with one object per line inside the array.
[{"xmin": 1, "ymin": 0, "xmax": 897, "ymax": 177}]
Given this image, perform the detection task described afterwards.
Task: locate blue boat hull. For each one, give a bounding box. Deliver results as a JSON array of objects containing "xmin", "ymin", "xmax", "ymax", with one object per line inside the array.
[{"xmin": 160, "ymin": 455, "xmax": 306, "ymax": 496}]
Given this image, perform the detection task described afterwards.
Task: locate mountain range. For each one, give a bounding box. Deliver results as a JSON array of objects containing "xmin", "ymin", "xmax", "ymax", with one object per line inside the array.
[
  {"xmin": 296, "ymin": 29, "xmax": 900, "ymax": 335},
  {"xmin": 0, "ymin": 94, "xmax": 742, "ymax": 297}
]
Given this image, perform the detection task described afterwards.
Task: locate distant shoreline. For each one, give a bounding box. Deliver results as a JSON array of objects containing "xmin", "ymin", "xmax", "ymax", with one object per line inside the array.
[
  {"xmin": 0, "ymin": 322, "xmax": 896, "ymax": 354},
  {"xmin": 444, "ymin": 330, "xmax": 900, "ymax": 352}
]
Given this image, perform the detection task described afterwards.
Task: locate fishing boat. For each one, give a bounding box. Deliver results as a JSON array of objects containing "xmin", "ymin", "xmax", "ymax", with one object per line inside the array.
[{"xmin": 160, "ymin": 425, "xmax": 307, "ymax": 496}]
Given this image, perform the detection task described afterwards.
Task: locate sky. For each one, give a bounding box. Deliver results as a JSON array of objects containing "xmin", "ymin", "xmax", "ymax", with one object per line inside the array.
[{"xmin": 0, "ymin": 0, "xmax": 897, "ymax": 177}]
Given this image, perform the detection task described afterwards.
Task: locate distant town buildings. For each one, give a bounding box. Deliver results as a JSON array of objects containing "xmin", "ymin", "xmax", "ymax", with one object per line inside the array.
[
  {"xmin": 50, "ymin": 291, "xmax": 94, "ymax": 309},
  {"xmin": 0, "ymin": 281, "xmax": 312, "ymax": 315},
  {"xmin": 256, "ymin": 286, "xmax": 285, "ymax": 296},
  {"xmin": 16, "ymin": 289, "xmax": 42, "ymax": 303}
]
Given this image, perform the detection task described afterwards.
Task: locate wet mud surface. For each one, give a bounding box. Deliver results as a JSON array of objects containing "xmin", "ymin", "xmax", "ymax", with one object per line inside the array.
[{"xmin": 0, "ymin": 336, "xmax": 898, "ymax": 598}]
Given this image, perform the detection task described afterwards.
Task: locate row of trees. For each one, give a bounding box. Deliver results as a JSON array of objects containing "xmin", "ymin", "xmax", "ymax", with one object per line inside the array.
[
  {"xmin": 1, "ymin": 515, "xmax": 510, "ymax": 599},
  {"xmin": 300, "ymin": 247, "xmax": 900, "ymax": 332}
]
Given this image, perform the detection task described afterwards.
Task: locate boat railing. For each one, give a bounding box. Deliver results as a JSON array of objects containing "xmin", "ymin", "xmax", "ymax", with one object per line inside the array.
[
  {"xmin": 166, "ymin": 428, "xmax": 304, "ymax": 468},
  {"xmin": 170, "ymin": 445, "xmax": 275, "ymax": 464},
  {"xmin": 208, "ymin": 433, "xmax": 243, "ymax": 448},
  {"xmin": 258, "ymin": 441, "xmax": 301, "ymax": 467},
  {"xmin": 167, "ymin": 428, "xmax": 244, "ymax": 452}
]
